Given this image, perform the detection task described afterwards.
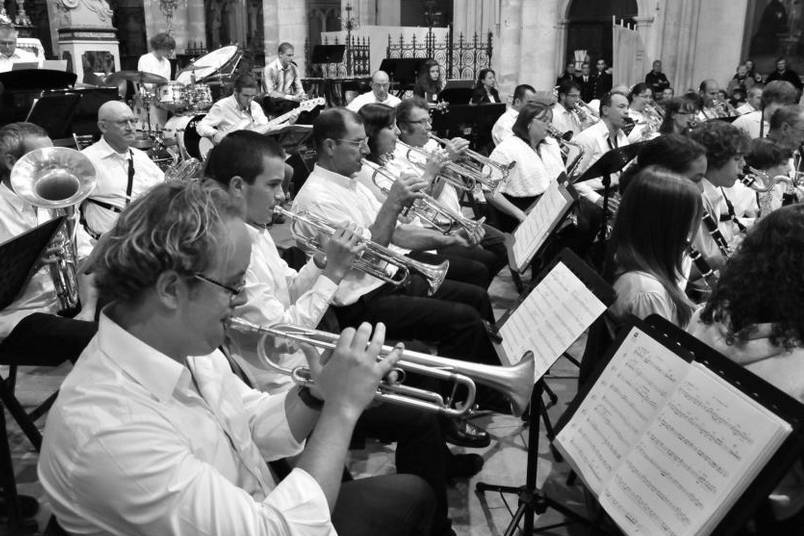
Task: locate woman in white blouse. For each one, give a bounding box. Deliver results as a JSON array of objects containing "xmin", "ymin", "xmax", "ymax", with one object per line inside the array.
[
  {"xmin": 484, "ymin": 102, "xmax": 566, "ymax": 232},
  {"xmin": 606, "ymin": 166, "xmax": 703, "ymax": 329}
]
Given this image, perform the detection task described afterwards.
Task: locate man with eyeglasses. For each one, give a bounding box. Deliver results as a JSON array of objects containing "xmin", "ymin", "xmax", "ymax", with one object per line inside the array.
[
  {"xmin": 197, "ymin": 74, "xmax": 270, "ymax": 146},
  {"xmin": 551, "ymin": 79, "xmax": 587, "ymax": 138},
  {"xmin": 347, "ymin": 70, "xmax": 401, "ymax": 112},
  {"xmin": 38, "ymin": 180, "xmax": 435, "ymax": 536},
  {"xmin": 0, "ymin": 23, "xmax": 42, "ymax": 72},
  {"xmin": 81, "ymin": 100, "xmax": 164, "ymax": 239}
]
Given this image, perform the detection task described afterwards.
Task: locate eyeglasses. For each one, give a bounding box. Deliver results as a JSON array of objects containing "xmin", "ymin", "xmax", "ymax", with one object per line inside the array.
[
  {"xmin": 335, "ymin": 137, "xmax": 369, "ymax": 148},
  {"xmin": 402, "ymin": 117, "xmax": 432, "ymax": 126},
  {"xmin": 193, "ymin": 273, "xmax": 246, "ymax": 302}
]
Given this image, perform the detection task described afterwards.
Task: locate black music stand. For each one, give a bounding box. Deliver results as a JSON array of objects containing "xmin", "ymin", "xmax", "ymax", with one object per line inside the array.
[
  {"xmin": 431, "ymin": 103, "xmax": 506, "ymax": 152},
  {"xmin": 25, "ymin": 92, "xmax": 82, "ymax": 140},
  {"xmin": 311, "ymin": 44, "xmax": 346, "ymax": 64},
  {"xmin": 477, "ymin": 249, "xmax": 616, "ymax": 536},
  {"xmin": 572, "ymin": 142, "xmax": 644, "ymax": 241},
  {"xmin": 379, "ymin": 58, "xmax": 425, "ymax": 92}
]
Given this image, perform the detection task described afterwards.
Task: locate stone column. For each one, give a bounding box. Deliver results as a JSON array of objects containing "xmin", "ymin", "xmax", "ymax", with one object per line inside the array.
[
  {"xmin": 263, "ymin": 0, "xmax": 307, "ymax": 74},
  {"xmin": 48, "ymin": 0, "xmax": 120, "ymax": 83},
  {"xmin": 519, "ymin": 0, "xmax": 561, "ymax": 93},
  {"xmin": 493, "ymin": 0, "xmax": 522, "ymax": 99}
]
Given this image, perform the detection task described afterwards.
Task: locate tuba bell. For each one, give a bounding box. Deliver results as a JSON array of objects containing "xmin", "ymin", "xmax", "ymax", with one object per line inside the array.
[{"xmin": 11, "ymin": 147, "xmax": 97, "ymax": 316}]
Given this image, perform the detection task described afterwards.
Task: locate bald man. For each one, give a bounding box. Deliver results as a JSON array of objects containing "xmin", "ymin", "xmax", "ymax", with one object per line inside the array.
[
  {"xmin": 346, "ymin": 70, "xmax": 401, "ymax": 112},
  {"xmin": 81, "ymin": 101, "xmax": 164, "ymax": 238}
]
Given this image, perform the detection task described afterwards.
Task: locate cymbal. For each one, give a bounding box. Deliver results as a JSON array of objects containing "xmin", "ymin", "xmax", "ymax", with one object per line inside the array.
[{"xmin": 104, "ymin": 70, "xmax": 168, "ymax": 86}]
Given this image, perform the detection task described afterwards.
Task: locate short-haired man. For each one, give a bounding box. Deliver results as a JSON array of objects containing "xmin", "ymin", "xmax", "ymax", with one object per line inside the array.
[
  {"xmin": 263, "ymin": 42, "xmax": 306, "ymax": 115},
  {"xmin": 698, "ymin": 79, "xmax": 736, "ymax": 120},
  {"xmin": 592, "ymin": 58, "xmax": 612, "ymax": 100},
  {"xmin": 38, "ymin": 180, "xmax": 435, "ymax": 536},
  {"xmin": 492, "ymin": 83, "xmax": 537, "ymax": 145},
  {"xmin": 644, "ymin": 60, "xmax": 670, "ymax": 96},
  {"xmin": 346, "ymin": 70, "xmax": 401, "ymax": 112},
  {"xmin": 737, "ymin": 86, "xmax": 763, "ymax": 115},
  {"xmin": 766, "ymin": 57, "xmax": 803, "ymax": 95},
  {"xmin": 733, "ymin": 80, "xmax": 798, "ymax": 139},
  {"xmin": 197, "ymin": 74, "xmax": 270, "ymax": 145},
  {"xmin": 556, "ymin": 61, "xmax": 576, "ymax": 86},
  {"xmin": 0, "ymin": 24, "xmax": 41, "ymax": 72},
  {"xmin": 551, "ymin": 79, "xmax": 589, "ymax": 137},
  {"xmin": 81, "ymin": 101, "xmax": 165, "ymax": 238},
  {"xmin": 572, "ymin": 90, "xmax": 631, "ymax": 207},
  {"xmin": 575, "ymin": 61, "xmax": 595, "ymax": 102}
]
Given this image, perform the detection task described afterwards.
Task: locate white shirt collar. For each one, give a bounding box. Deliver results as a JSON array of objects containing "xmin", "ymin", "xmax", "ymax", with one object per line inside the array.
[
  {"xmin": 311, "ymin": 163, "xmax": 358, "ymax": 189},
  {"xmin": 96, "ymin": 137, "xmax": 130, "ymax": 159}
]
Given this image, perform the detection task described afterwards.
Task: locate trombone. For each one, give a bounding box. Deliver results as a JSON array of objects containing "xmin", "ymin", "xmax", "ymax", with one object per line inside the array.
[
  {"xmin": 275, "ymin": 206, "xmax": 448, "ymax": 296},
  {"xmin": 362, "ymin": 158, "xmax": 485, "ymax": 237},
  {"xmin": 228, "ymin": 318, "xmax": 536, "ymax": 417}
]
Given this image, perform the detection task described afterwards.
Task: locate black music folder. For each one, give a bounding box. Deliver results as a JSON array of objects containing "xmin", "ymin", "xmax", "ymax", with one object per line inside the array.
[
  {"xmin": 572, "ymin": 141, "xmax": 645, "ymax": 184},
  {"xmin": 0, "ymin": 216, "xmax": 64, "ymax": 309},
  {"xmin": 554, "ymin": 314, "xmax": 804, "ymax": 536},
  {"xmin": 493, "ymin": 248, "xmax": 615, "ymax": 379}
]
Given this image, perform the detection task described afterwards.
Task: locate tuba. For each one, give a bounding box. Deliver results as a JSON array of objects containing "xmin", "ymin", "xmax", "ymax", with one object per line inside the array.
[
  {"xmin": 164, "ymin": 131, "xmax": 204, "ymax": 182},
  {"xmin": 11, "ymin": 147, "xmax": 97, "ymax": 316}
]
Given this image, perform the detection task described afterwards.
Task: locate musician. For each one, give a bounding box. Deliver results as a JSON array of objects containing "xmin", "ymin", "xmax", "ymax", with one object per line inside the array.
[
  {"xmin": 196, "ymin": 74, "xmax": 270, "ymax": 145},
  {"xmin": 575, "ymin": 62, "xmax": 595, "ymax": 103},
  {"xmin": 697, "ymin": 79, "xmax": 736, "ymax": 121},
  {"xmin": 491, "ymin": 83, "xmax": 537, "ymax": 145},
  {"xmin": 370, "ymin": 100, "xmax": 508, "ymax": 287},
  {"xmin": 688, "ymin": 204, "xmax": 804, "ymax": 532},
  {"xmin": 736, "ymin": 86, "xmax": 763, "ymax": 115},
  {"xmin": 551, "ymin": 80, "xmax": 586, "ymax": 138},
  {"xmin": 346, "ymin": 70, "xmax": 401, "ymax": 112},
  {"xmin": 412, "ymin": 59, "xmax": 444, "ymax": 107},
  {"xmin": 626, "ymin": 83, "xmax": 660, "ymax": 142},
  {"xmin": 81, "ymin": 101, "xmax": 164, "ymax": 238},
  {"xmin": 606, "ymin": 166, "xmax": 701, "ymax": 330},
  {"xmin": 0, "ymin": 23, "xmax": 42, "ymax": 72},
  {"xmin": 263, "ymin": 42, "xmax": 306, "ymax": 116},
  {"xmin": 733, "ymin": 80, "xmax": 798, "ymax": 139},
  {"xmin": 619, "ymin": 134, "xmax": 708, "ymax": 194},
  {"xmin": 644, "ymin": 60, "xmax": 670, "ymax": 97},
  {"xmin": 658, "ymin": 94, "xmax": 701, "ymax": 135},
  {"xmin": 136, "ymin": 32, "xmax": 174, "ymax": 83},
  {"xmin": 765, "ymin": 105, "xmax": 804, "ymax": 204},
  {"xmin": 470, "ymin": 69, "xmax": 500, "ymax": 104},
  {"xmin": 591, "ymin": 59, "xmax": 613, "ymax": 100},
  {"xmin": 292, "ymin": 108, "xmax": 507, "ymax": 411},
  {"xmin": 745, "ymin": 138, "xmax": 794, "ymax": 216},
  {"xmin": 38, "ymin": 180, "xmax": 435, "ymax": 536},
  {"xmin": 205, "ymin": 132, "xmax": 483, "ymax": 535},
  {"xmin": 572, "ymin": 90, "xmax": 631, "ymax": 208},
  {"xmin": 485, "ymin": 103, "xmax": 565, "ymax": 232}
]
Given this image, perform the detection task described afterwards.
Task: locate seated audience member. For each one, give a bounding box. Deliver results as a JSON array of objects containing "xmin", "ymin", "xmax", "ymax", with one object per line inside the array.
[
  {"xmin": 733, "ymin": 80, "xmax": 797, "ymax": 139},
  {"xmin": 737, "ymin": 85, "xmax": 763, "ymax": 115},
  {"xmin": 644, "ymin": 60, "xmax": 670, "ymax": 97},
  {"xmin": 470, "ymin": 68, "xmax": 500, "ymax": 104},
  {"xmin": 413, "ymin": 59, "xmax": 445, "ymax": 107},
  {"xmin": 658, "ymin": 94, "xmax": 701, "ymax": 135},
  {"xmin": 606, "ymin": 167, "xmax": 702, "ymax": 331},
  {"xmin": 38, "ymin": 180, "xmax": 435, "ymax": 536},
  {"xmin": 485, "ymin": 103, "xmax": 565, "ymax": 232},
  {"xmin": 0, "ymin": 122, "xmax": 97, "ymax": 358},
  {"xmin": 492, "ymin": 83, "xmax": 537, "ymax": 145},
  {"xmin": 766, "ymin": 57, "xmax": 803, "ymax": 95},
  {"xmin": 346, "ymin": 70, "xmax": 401, "ymax": 112},
  {"xmin": 727, "ymin": 64, "xmax": 757, "ymax": 98},
  {"xmin": 745, "ymin": 58, "xmax": 763, "ymax": 84},
  {"xmin": 661, "ymin": 86, "xmax": 675, "ymax": 102},
  {"xmin": 688, "ymin": 204, "xmax": 804, "ymax": 532},
  {"xmin": 619, "ymin": 133, "xmax": 708, "ymax": 194}
]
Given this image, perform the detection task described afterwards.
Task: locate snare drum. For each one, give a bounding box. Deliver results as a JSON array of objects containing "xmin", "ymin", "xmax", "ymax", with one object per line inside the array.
[
  {"xmin": 157, "ymin": 82, "xmax": 187, "ymax": 109},
  {"xmin": 162, "ymin": 114, "xmax": 206, "ymax": 159}
]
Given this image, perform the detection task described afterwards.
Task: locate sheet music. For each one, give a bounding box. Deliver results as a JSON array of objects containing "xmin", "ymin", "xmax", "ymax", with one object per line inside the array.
[
  {"xmin": 498, "ymin": 262, "xmax": 605, "ymax": 375},
  {"xmin": 599, "ymin": 362, "xmax": 791, "ymax": 536},
  {"xmin": 554, "ymin": 327, "xmax": 689, "ymax": 492},
  {"xmin": 511, "ymin": 181, "xmax": 569, "ymax": 270}
]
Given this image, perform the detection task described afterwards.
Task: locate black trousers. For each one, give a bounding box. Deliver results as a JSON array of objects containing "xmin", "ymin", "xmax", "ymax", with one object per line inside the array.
[
  {"xmin": 0, "ymin": 313, "xmax": 97, "ymax": 366},
  {"xmin": 407, "ymin": 250, "xmax": 489, "ymax": 290},
  {"xmin": 333, "ymin": 474, "xmax": 434, "ymax": 536},
  {"xmin": 486, "ymin": 194, "xmax": 540, "ymax": 233},
  {"xmin": 437, "ymin": 223, "xmax": 509, "ymax": 287}
]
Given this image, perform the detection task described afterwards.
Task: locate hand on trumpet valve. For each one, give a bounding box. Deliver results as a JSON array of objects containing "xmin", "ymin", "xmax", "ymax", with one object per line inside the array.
[
  {"xmin": 423, "ymin": 150, "xmax": 449, "ymax": 178},
  {"xmin": 444, "ymin": 137, "xmax": 470, "ymax": 160},
  {"xmin": 318, "ymin": 223, "xmax": 366, "ymax": 282},
  {"xmin": 388, "ymin": 171, "xmax": 427, "ymax": 209},
  {"xmin": 455, "ymin": 222, "xmax": 485, "ymax": 247},
  {"xmin": 306, "ymin": 322, "xmax": 404, "ymax": 418}
]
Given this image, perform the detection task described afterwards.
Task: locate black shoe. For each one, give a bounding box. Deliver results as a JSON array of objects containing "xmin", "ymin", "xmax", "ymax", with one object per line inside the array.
[
  {"xmin": 446, "ymin": 452, "xmax": 484, "ymax": 478},
  {"xmin": 0, "ymin": 494, "xmax": 40, "ymax": 519},
  {"xmin": 443, "ymin": 418, "xmax": 491, "ymax": 448}
]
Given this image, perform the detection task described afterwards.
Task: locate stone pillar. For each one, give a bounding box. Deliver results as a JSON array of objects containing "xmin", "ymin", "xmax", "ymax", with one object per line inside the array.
[
  {"xmin": 49, "ymin": 0, "xmax": 120, "ymax": 83},
  {"xmin": 519, "ymin": 0, "xmax": 561, "ymax": 93},
  {"xmin": 263, "ymin": 0, "xmax": 307, "ymax": 74},
  {"xmin": 493, "ymin": 0, "xmax": 522, "ymax": 100}
]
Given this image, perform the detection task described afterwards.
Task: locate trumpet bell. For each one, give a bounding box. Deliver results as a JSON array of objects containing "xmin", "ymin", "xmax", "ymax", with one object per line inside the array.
[{"xmin": 11, "ymin": 147, "xmax": 97, "ymax": 209}]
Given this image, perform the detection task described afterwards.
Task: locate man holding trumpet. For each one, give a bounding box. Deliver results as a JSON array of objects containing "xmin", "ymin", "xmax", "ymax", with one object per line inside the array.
[{"xmin": 38, "ymin": 180, "xmax": 435, "ymax": 536}]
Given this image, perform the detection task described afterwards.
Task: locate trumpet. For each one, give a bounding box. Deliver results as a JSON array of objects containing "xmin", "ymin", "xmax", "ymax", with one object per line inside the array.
[
  {"xmin": 546, "ymin": 125, "xmax": 585, "ymax": 178},
  {"xmin": 427, "ymin": 133, "xmax": 516, "ymax": 192},
  {"xmin": 11, "ymin": 147, "xmax": 97, "ymax": 316},
  {"xmin": 228, "ymin": 318, "xmax": 536, "ymax": 417},
  {"xmin": 739, "ymin": 167, "xmax": 794, "ymax": 193},
  {"xmin": 363, "ymin": 158, "xmax": 485, "ymax": 236},
  {"xmin": 276, "ymin": 206, "xmax": 448, "ymax": 296}
]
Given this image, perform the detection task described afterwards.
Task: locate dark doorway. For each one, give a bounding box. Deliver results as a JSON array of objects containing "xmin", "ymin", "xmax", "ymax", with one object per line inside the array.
[{"xmin": 565, "ymin": 0, "xmax": 638, "ymax": 66}]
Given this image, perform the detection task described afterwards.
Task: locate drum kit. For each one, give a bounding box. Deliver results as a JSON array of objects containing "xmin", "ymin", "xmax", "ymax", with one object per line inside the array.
[{"xmin": 103, "ymin": 46, "xmax": 243, "ymax": 165}]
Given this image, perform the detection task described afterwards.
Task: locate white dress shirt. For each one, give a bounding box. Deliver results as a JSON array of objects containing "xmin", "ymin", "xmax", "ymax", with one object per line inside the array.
[
  {"xmin": 263, "ymin": 58, "xmax": 304, "ymax": 98},
  {"xmin": 491, "ymin": 106, "xmax": 518, "ymax": 146},
  {"xmin": 346, "ymin": 91, "xmax": 401, "ymax": 112},
  {"xmin": 550, "ymin": 102, "xmax": 582, "ymax": 138},
  {"xmin": 736, "ymin": 102, "xmax": 757, "ymax": 115},
  {"xmin": 0, "ymin": 47, "xmax": 41, "ymax": 73},
  {"xmin": 229, "ymin": 224, "xmax": 338, "ymax": 391},
  {"xmin": 486, "ymin": 136, "xmax": 564, "ymax": 198},
  {"xmin": 39, "ymin": 312, "xmax": 334, "ymax": 536},
  {"xmin": 81, "ymin": 137, "xmax": 165, "ymax": 236},
  {"xmin": 732, "ymin": 110, "xmax": 767, "ymax": 139},
  {"xmin": 0, "ymin": 183, "xmax": 93, "ymax": 339},
  {"xmin": 136, "ymin": 52, "xmax": 171, "ymax": 81},
  {"xmin": 572, "ymin": 120, "xmax": 630, "ymax": 204},
  {"xmin": 196, "ymin": 95, "xmax": 270, "ymax": 139},
  {"xmin": 292, "ymin": 165, "xmax": 390, "ymax": 306},
  {"xmin": 693, "ymin": 178, "xmax": 728, "ymax": 269}
]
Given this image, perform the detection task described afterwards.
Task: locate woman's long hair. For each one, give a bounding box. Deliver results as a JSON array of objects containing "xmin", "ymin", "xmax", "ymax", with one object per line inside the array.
[
  {"xmin": 414, "ymin": 59, "xmax": 442, "ymax": 96},
  {"xmin": 700, "ymin": 205, "xmax": 804, "ymax": 349},
  {"xmin": 619, "ymin": 134, "xmax": 706, "ymax": 193},
  {"xmin": 474, "ymin": 68, "xmax": 494, "ymax": 90},
  {"xmin": 357, "ymin": 103, "xmax": 396, "ymax": 163},
  {"xmin": 608, "ymin": 166, "xmax": 703, "ymax": 326}
]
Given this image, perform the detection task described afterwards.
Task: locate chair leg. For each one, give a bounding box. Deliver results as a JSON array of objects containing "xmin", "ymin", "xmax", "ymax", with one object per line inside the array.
[{"xmin": 0, "ymin": 381, "xmax": 42, "ymax": 451}]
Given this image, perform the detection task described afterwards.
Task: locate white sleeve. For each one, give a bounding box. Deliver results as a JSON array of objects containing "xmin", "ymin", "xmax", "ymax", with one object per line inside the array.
[{"xmin": 196, "ymin": 103, "xmax": 224, "ymax": 138}]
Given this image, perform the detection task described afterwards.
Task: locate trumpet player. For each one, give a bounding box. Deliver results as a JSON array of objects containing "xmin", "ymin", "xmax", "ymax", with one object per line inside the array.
[
  {"xmin": 491, "ymin": 83, "xmax": 537, "ymax": 145},
  {"xmin": 551, "ymin": 80, "xmax": 585, "ymax": 138},
  {"xmin": 38, "ymin": 180, "xmax": 436, "ymax": 536},
  {"xmin": 626, "ymin": 83, "xmax": 662, "ymax": 142}
]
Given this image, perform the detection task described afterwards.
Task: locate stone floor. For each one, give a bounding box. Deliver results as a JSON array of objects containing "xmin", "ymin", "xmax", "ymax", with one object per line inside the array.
[{"xmin": 2, "ymin": 220, "xmax": 596, "ymax": 536}]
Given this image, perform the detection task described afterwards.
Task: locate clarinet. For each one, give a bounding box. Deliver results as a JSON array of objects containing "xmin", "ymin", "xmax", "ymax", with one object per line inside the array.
[
  {"xmin": 701, "ymin": 209, "xmax": 731, "ymax": 257},
  {"xmin": 688, "ymin": 246, "xmax": 719, "ymax": 290}
]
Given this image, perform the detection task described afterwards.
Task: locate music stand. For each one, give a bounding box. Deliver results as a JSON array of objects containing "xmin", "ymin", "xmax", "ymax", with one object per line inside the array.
[
  {"xmin": 572, "ymin": 142, "xmax": 644, "ymax": 241},
  {"xmin": 379, "ymin": 58, "xmax": 425, "ymax": 91},
  {"xmin": 431, "ymin": 103, "xmax": 506, "ymax": 151},
  {"xmin": 310, "ymin": 44, "xmax": 346, "ymax": 64},
  {"xmin": 25, "ymin": 92, "xmax": 82, "ymax": 140},
  {"xmin": 477, "ymin": 248, "xmax": 616, "ymax": 536}
]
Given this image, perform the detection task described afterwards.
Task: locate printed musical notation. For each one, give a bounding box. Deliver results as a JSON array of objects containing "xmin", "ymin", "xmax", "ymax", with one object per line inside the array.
[{"xmin": 511, "ymin": 181, "xmax": 571, "ymax": 270}]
